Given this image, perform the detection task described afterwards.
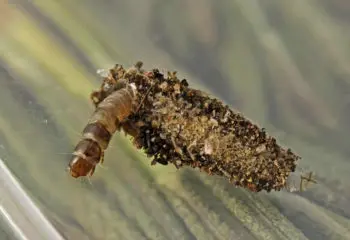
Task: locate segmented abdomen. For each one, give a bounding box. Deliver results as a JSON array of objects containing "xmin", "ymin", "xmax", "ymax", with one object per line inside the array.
[{"xmin": 86, "ymin": 86, "xmax": 136, "ymax": 149}]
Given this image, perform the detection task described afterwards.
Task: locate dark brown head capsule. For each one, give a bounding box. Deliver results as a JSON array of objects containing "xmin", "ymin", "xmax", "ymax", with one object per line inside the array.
[{"xmin": 69, "ymin": 139, "xmax": 102, "ymax": 178}]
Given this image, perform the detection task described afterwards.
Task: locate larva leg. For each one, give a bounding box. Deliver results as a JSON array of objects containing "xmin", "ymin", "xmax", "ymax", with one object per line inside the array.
[
  {"xmin": 90, "ymin": 91, "xmax": 102, "ymax": 107},
  {"xmin": 89, "ymin": 165, "xmax": 96, "ymax": 176},
  {"xmin": 100, "ymin": 151, "xmax": 105, "ymax": 165}
]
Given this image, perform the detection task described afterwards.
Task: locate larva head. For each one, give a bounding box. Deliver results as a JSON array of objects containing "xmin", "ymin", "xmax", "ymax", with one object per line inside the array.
[
  {"xmin": 69, "ymin": 139, "xmax": 102, "ymax": 178},
  {"xmin": 68, "ymin": 155, "xmax": 95, "ymax": 178}
]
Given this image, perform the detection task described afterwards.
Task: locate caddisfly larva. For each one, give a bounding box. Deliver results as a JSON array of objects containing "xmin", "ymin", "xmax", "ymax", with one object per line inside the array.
[{"xmin": 68, "ymin": 61, "xmax": 311, "ymax": 193}]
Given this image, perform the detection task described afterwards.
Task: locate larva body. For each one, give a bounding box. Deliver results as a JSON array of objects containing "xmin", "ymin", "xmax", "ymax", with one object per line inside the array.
[{"xmin": 68, "ymin": 85, "xmax": 136, "ymax": 178}]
